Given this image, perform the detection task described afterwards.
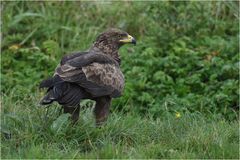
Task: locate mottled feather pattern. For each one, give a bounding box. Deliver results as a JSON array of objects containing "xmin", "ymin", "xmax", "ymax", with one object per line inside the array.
[
  {"xmin": 53, "ymin": 51, "xmax": 124, "ymax": 98},
  {"xmin": 82, "ymin": 63, "xmax": 124, "ymax": 93},
  {"xmin": 55, "ymin": 61, "xmax": 124, "ymax": 97},
  {"xmin": 61, "ymin": 64, "xmax": 77, "ymax": 72},
  {"xmin": 56, "ymin": 67, "xmax": 83, "ymax": 79}
]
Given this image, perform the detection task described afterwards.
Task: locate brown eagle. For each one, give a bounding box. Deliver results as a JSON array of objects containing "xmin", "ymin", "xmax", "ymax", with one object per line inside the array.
[{"xmin": 39, "ymin": 28, "xmax": 136, "ymax": 125}]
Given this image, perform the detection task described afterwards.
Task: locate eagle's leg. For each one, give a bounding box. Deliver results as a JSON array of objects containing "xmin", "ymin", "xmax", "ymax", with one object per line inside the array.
[
  {"xmin": 63, "ymin": 105, "xmax": 80, "ymax": 123},
  {"xmin": 94, "ymin": 96, "xmax": 111, "ymax": 126}
]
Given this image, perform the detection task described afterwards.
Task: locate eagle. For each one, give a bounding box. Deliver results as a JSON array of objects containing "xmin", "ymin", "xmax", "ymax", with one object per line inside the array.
[{"xmin": 39, "ymin": 28, "xmax": 136, "ymax": 125}]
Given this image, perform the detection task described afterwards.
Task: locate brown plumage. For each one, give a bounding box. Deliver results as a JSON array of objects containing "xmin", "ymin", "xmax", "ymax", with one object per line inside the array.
[{"xmin": 39, "ymin": 28, "xmax": 136, "ymax": 125}]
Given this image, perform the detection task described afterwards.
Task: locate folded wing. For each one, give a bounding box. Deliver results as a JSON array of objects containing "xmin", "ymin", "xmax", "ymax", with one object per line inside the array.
[{"xmin": 55, "ymin": 52, "xmax": 124, "ymax": 98}]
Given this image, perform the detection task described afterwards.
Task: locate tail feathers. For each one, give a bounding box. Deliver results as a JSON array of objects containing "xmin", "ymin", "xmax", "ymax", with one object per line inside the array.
[
  {"xmin": 39, "ymin": 75, "xmax": 62, "ymax": 89},
  {"xmin": 39, "ymin": 78, "xmax": 54, "ymax": 89},
  {"xmin": 39, "ymin": 82, "xmax": 67, "ymax": 105},
  {"xmin": 40, "ymin": 83, "xmax": 87, "ymax": 107},
  {"xmin": 39, "ymin": 97, "xmax": 54, "ymax": 105},
  {"xmin": 39, "ymin": 90, "xmax": 57, "ymax": 105}
]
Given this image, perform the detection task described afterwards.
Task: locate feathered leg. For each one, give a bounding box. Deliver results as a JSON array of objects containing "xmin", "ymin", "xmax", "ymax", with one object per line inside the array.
[
  {"xmin": 63, "ymin": 105, "xmax": 80, "ymax": 123},
  {"xmin": 94, "ymin": 96, "xmax": 111, "ymax": 126}
]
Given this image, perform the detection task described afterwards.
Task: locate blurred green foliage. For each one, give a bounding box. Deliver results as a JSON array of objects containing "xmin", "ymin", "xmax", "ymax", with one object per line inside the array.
[{"xmin": 1, "ymin": 1, "xmax": 239, "ymax": 120}]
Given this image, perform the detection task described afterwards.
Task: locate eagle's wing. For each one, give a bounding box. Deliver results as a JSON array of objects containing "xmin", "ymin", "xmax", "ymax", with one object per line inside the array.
[
  {"xmin": 60, "ymin": 52, "xmax": 87, "ymax": 65},
  {"xmin": 55, "ymin": 52, "xmax": 124, "ymax": 98}
]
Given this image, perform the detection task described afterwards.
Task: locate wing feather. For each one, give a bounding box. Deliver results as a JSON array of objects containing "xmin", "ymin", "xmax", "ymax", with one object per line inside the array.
[{"xmin": 55, "ymin": 52, "xmax": 124, "ymax": 98}]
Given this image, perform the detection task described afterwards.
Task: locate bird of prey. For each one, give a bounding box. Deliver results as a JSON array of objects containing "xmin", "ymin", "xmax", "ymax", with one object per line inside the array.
[{"xmin": 39, "ymin": 28, "xmax": 136, "ymax": 125}]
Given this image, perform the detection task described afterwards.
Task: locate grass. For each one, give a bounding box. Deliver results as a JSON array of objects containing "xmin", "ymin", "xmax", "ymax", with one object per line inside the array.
[{"xmin": 1, "ymin": 91, "xmax": 239, "ymax": 159}]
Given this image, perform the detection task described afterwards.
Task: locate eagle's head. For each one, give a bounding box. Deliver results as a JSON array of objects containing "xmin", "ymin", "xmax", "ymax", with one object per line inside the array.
[
  {"xmin": 91, "ymin": 28, "xmax": 136, "ymax": 64},
  {"xmin": 96, "ymin": 28, "xmax": 136, "ymax": 46},
  {"xmin": 92, "ymin": 28, "xmax": 136, "ymax": 58}
]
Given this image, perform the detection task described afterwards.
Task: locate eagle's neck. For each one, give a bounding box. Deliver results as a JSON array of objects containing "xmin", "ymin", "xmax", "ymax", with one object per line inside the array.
[{"xmin": 90, "ymin": 42, "xmax": 121, "ymax": 65}]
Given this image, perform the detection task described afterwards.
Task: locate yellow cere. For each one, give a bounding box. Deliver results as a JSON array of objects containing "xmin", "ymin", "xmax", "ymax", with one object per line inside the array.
[{"xmin": 119, "ymin": 34, "xmax": 134, "ymax": 43}]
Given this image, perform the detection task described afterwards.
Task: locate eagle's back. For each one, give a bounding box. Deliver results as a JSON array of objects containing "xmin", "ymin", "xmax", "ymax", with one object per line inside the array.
[{"xmin": 54, "ymin": 52, "xmax": 124, "ymax": 98}]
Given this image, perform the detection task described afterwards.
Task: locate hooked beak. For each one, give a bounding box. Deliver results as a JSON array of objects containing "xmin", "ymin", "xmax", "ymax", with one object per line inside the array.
[{"xmin": 119, "ymin": 34, "xmax": 136, "ymax": 45}]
